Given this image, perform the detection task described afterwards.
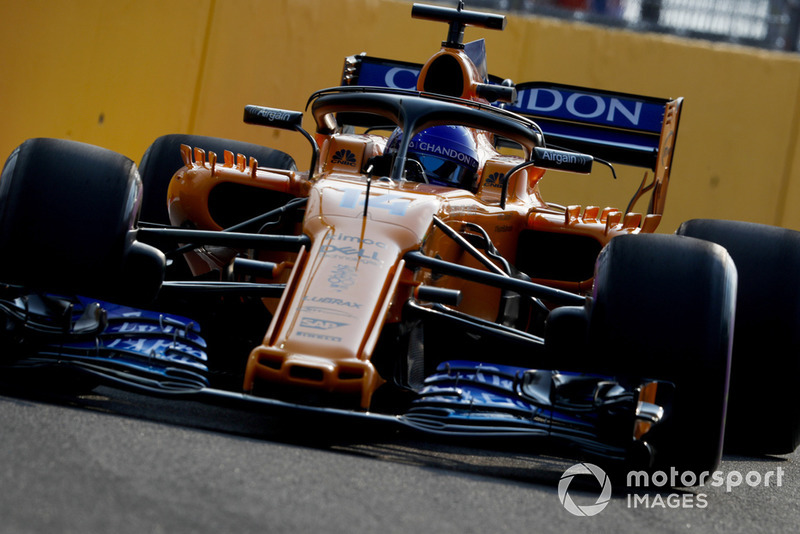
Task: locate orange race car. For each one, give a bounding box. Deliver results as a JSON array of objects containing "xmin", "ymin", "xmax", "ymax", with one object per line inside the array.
[{"xmin": 1, "ymin": 2, "xmax": 798, "ymax": 479}]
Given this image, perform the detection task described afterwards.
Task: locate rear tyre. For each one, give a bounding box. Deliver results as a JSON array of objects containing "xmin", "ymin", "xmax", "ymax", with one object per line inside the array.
[
  {"xmin": 138, "ymin": 133, "xmax": 297, "ymax": 225},
  {"xmin": 0, "ymin": 138, "xmax": 163, "ymax": 304},
  {"xmin": 677, "ymin": 219, "xmax": 800, "ymax": 454},
  {"xmin": 589, "ymin": 233, "xmax": 736, "ymax": 474}
]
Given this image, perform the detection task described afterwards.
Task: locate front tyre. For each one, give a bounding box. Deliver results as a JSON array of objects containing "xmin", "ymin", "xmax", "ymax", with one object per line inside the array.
[
  {"xmin": 0, "ymin": 138, "xmax": 164, "ymax": 304},
  {"xmin": 589, "ymin": 233, "xmax": 736, "ymax": 474}
]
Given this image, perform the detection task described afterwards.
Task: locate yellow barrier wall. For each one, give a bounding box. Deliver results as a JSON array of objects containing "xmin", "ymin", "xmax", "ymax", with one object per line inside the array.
[{"xmin": 2, "ymin": 0, "xmax": 800, "ymax": 233}]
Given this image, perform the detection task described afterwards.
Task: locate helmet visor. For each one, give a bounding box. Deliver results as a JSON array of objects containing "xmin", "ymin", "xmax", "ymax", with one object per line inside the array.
[{"xmin": 413, "ymin": 154, "xmax": 475, "ymax": 189}]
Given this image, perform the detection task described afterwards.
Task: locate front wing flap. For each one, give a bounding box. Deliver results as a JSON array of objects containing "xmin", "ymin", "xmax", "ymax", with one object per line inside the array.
[{"xmin": 0, "ymin": 292, "xmax": 209, "ymax": 394}]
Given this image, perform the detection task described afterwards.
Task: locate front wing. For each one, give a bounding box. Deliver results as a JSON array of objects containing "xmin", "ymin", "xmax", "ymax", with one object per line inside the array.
[{"xmin": 0, "ymin": 290, "xmax": 667, "ymax": 467}]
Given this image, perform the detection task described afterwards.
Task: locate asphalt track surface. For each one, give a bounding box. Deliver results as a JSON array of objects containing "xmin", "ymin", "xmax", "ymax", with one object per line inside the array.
[{"xmin": 1, "ymin": 382, "xmax": 798, "ymax": 534}]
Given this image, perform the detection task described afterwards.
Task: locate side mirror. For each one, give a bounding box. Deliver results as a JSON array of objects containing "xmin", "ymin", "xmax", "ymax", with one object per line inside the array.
[
  {"xmin": 243, "ymin": 106, "xmax": 304, "ymax": 131},
  {"xmin": 532, "ymin": 147, "xmax": 593, "ymax": 174},
  {"xmin": 476, "ymin": 82, "xmax": 516, "ymax": 104},
  {"xmin": 243, "ymin": 105, "xmax": 319, "ymax": 177}
]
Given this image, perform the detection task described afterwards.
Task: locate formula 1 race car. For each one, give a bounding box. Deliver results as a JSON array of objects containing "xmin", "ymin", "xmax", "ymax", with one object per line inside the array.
[{"xmin": 1, "ymin": 2, "xmax": 799, "ymax": 479}]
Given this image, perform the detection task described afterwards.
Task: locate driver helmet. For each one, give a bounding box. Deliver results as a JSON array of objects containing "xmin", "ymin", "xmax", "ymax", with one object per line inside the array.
[{"xmin": 387, "ymin": 125, "xmax": 479, "ymax": 190}]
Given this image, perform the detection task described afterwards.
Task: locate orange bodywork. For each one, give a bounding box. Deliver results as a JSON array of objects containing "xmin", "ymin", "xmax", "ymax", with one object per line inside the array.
[{"xmin": 166, "ymin": 38, "xmax": 678, "ymax": 410}]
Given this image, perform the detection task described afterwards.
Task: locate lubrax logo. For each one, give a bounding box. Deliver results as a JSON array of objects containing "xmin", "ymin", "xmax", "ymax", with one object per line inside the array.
[{"xmin": 303, "ymin": 296, "xmax": 362, "ymax": 309}]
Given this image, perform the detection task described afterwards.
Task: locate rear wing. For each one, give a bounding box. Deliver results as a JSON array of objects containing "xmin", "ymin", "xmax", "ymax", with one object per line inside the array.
[
  {"xmin": 341, "ymin": 54, "xmax": 683, "ymax": 215},
  {"xmin": 507, "ymin": 82, "xmax": 683, "ymax": 216}
]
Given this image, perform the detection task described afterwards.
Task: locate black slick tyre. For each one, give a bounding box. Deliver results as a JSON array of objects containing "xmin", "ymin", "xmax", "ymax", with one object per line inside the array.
[
  {"xmin": 677, "ymin": 218, "xmax": 800, "ymax": 454},
  {"xmin": 0, "ymin": 138, "xmax": 163, "ymax": 303},
  {"xmin": 589, "ymin": 233, "xmax": 736, "ymax": 475}
]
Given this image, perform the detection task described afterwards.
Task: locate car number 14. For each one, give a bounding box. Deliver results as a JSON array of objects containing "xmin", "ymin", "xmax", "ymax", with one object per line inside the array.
[{"xmin": 338, "ymin": 188, "xmax": 411, "ymax": 216}]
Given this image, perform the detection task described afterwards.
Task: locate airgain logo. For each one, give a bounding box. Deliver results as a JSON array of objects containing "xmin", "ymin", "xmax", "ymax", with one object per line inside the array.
[
  {"xmin": 558, "ymin": 463, "xmax": 612, "ymax": 516},
  {"xmin": 332, "ymin": 149, "xmax": 357, "ymax": 167}
]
